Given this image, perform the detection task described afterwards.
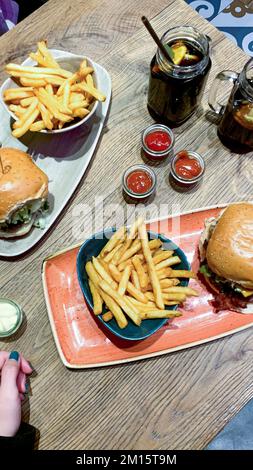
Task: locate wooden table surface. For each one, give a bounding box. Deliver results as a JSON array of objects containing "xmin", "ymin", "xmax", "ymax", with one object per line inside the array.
[{"xmin": 1, "ymin": 0, "xmax": 253, "ymax": 450}]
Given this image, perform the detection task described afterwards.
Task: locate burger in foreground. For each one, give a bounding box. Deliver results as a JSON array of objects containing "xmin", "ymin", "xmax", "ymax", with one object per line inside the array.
[
  {"xmin": 199, "ymin": 202, "xmax": 253, "ymax": 313},
  {"xmin": 0, "ymin": 148, "xmax": 49, "ymax": 238}
]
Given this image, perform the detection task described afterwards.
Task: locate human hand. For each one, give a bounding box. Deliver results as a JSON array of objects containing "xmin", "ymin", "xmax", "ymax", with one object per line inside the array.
[{"xmin": 0, "ymin": 351, "xmax": 33, "ymax": 437}]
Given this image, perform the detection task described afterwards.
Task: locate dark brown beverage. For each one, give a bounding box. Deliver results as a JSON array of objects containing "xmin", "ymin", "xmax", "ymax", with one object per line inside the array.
[
  {"xmin": 209, "ymin": 58, "xmax": 253, "ymax": 152},
  {"xmin": 147, "ymin": 27, "xmax": 211, "ymax": 127},
  {"xmin": 218, "ymin": 82, "xmax": 253, "ymax": 152}
]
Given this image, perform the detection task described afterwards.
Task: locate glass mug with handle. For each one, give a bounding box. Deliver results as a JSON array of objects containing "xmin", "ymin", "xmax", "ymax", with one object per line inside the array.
[{"xmin": 209, "ymin": 58, "xmax": 253, "ymax": 152}]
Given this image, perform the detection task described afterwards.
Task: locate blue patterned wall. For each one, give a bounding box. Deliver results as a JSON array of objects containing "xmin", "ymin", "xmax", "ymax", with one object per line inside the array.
[{"xmin": 186, "ymin": 0, "xmax": 253, "ymax": 56}]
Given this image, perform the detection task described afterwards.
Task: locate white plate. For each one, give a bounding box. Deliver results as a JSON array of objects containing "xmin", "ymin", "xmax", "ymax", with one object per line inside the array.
[{"xmin": 0, "ymin": 50, "xmax": 111, "ymax": 257}]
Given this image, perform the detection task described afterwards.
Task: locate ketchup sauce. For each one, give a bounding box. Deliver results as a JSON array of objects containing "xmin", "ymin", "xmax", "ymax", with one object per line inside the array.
[
  {"xmin": 174, "ymin": 150, "xmax": 202, "ymax": 179},
  {"xmin": 126, "ymin": 170, "xmax": 153, "ymax": 194},
  {"xmin": 145, "ymin": 131, "xmax": 171, "ymax": 152},
  {"xmin": 142, "ymin": 124, "xmax": 174, "ymax": 162}
]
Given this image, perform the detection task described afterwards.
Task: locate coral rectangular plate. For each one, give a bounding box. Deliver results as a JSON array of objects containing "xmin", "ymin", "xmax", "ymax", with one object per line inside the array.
[{"xmin": 42, "ymin": 205, "xmax": 253, "ymax": 368}]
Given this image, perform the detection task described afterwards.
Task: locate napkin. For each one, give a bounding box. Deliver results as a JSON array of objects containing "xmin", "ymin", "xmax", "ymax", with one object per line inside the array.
[
  {"xmin": 206, "ymin": 399, "xmax": 253, "ymax": 450},
  {"xmin": 0, "ymin": 0, "xmax": 18, "ymax": 35}
]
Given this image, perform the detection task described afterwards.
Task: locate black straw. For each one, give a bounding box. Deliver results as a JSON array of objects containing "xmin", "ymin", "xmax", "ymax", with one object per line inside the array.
[{"xmin": 141, "ymin": 16, "xmax": 173, "ymax": 62}]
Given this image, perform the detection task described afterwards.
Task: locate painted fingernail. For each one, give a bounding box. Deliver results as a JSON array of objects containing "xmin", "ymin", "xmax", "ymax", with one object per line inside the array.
[
  {"xmin": 25, "ymin": 382, "xmax": 29, "ymax": 393},
  {"xmin": 9, "ymin": 351, "xmax": 19, "ymax": 362}
]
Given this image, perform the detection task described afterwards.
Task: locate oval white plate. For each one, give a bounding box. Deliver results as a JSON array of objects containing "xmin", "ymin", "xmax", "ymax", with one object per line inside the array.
[{"xmin": 0, "ymin": 49, "xmax": 111, "ymax": 257}]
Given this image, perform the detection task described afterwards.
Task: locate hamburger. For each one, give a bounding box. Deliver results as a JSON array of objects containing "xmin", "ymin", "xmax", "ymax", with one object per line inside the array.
[
  {"xmin": 0, "ymin": 148, "xmax": 49, "ymax": 238},
  {"xmin": 199, "ymin": 203, "xmax": 253, "ymax": 313}
]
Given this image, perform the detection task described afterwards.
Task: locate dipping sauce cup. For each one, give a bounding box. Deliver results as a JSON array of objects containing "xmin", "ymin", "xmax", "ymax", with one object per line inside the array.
[
  {"xmin": 122, "ymin": 164, "xmax": 157, "ymax": 202},
  {"xmin": 0, "ymin": 298, "xmax": 23, "ymax": 338},
  {"xmin": 142, "ymin": 124, "xmax": 174, "ymax": 161},
  {"xmin": 170, "ymin": 150, "xmax": 205, "ymax": 189}
]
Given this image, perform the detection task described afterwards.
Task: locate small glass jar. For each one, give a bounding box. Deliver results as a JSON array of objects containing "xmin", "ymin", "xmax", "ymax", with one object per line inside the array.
[
  {"xmin": 141, "ymin": 123, "xmax": 174, "ymax": 162},
  {"xmin": 170, "ymin": 150, "xmax": 205, "ymax": 190},
  {"xmin": 122, "ymin": 164, "xmax": 157, "ymax": 202},
  {"xmin": 147, "ymin": 26, "xmax": 212, "ymax": 126},
  {"xmin": 0, "ymin": 298, "xmax": 23, "ymax": 338}
]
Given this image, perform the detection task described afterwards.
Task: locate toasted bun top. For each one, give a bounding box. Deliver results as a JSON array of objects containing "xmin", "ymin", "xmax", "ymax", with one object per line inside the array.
[
  {"xmin": 206, "ymin": 203, "xmax": 253, "ymax": 289},
  {"xmin": 0, "ymin": 148, "xmax": 48, "ymax": 221}
]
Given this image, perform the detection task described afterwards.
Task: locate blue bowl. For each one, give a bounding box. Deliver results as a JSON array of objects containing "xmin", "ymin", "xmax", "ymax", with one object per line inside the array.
[{"xmin": 76, "ymin": 229, "xmax": 190, "ymax": 341}]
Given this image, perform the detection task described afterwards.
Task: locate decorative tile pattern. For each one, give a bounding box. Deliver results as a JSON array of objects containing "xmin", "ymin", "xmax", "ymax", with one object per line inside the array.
[{"xmin": 187, "ymin": 0, "xmax": 253, "ymax": 56}]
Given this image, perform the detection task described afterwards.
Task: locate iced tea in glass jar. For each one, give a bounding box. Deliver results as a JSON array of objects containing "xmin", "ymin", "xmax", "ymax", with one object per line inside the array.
[
  {"xmin": 209, "ymin": 58, "xmax": 253, "ymax": 152},
  {"xmin": 147, "ymin": 26, "xmax": 212, "ymax": 127}
]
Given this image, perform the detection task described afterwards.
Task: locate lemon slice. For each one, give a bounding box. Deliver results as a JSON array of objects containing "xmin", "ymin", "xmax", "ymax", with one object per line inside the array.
[
  {"xmin": 247, "ymin": 106, "xmax": 253, "ymax": 118},
  {"xmin": 171, "ymin": 44, "xmax": 187, "ymax": 65},
  {"xmin": 184, "ymin": 53, "xmax": 199, "ymax": 62}
]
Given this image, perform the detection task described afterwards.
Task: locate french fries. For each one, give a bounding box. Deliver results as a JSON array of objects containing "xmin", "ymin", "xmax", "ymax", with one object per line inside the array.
[
  {"xmin": 155, "ymin": 256, "xmax": 181, "ymax": 271},
  {"xmin": 85, "ymin": 260, "xmax": 128, "ymax": 328},
  {"xmin": 12, "ymin": 107, "xmax": 40, "ymax": 138},
  {"xmin": 103, "ymin": 243, "xmax": 123, "ymax": 263},
  {"xmin": 88, "ymin": 280, "xmax": 103, "ymax": 315},
  {"xmin": 30, "ymin": 120, "xmax": 45, "ymax": 132},
  {"xmin": 5, "ymin": 63, "xmax": 73, "ymax": 78},
  {"xmin": 92, "ymin": 257, "xmax": 118, "ymax": 290},
  {"xmin": 139, "ymin": 223, "xmax": 164, "ymax": 310},
  {"xmin": 100, "ymin": 227, "xmax": 126, "ymax": 257},
  {"xmin": 4, "ymin": 41, "xmax": 106, "ymax": 137},
  {"xmin": 131, "ymin": 269, "xmax": 141, "ymax": 291},
  {"xmin": 85, "ymin": 219, "xmax": 199, "ymax": 329},
  {"xmin": 132, "ymin": 255, "xmax": 149, "ymax": 290},
  {"xmin": 102, "ymin": 312, "xmax": 114, "ymax": 322},
  {"xmin": 140, "ymin": 311, "xmax": 182, "ymax": 319},
  {"xmin": 108, "ymin": 263, "xmax": 148, "ymax": 304},
  {"xmin": 99, "ymin": 280, "xmax": 141, "ymax": 326},
  {"xmin": 100, "ymin": 290, "xmax": 128, "ymax": 329},
  {"xmin": 118, "ymin": 265, "xmax": 131, "ymax": 296}
]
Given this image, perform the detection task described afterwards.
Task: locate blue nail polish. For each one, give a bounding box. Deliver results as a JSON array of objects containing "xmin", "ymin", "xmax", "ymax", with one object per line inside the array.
[
  {"xmin": 9, "ymin": 351, "xmax": 19, "ymax": 361},
  {"xmin": 25, "ymin": 382, "xmax": 29, "ymax": 393}
]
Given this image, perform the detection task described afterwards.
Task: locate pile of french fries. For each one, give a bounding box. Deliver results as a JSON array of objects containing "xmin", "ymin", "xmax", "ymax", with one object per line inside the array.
[
  {"xmin": 86, "ymin": 218, "xmax": 198, "ymax": 329},
  {"xmin": 3, "ymin": 41, "xmax": 106, "ymax": 138}
]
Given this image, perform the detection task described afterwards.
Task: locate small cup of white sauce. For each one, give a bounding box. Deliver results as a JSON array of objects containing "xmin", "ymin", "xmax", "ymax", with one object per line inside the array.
[{"xmin": 0, "ymin": 299, "xmax": 23, "ymax": 338}]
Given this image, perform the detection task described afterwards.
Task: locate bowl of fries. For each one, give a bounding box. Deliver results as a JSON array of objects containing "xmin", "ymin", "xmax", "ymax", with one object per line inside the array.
[
  {"xmin": 77, "ymin": 218, "xmax": 198, "ymax": 341},
  {"xmin": 0, "ymin": 41, "xmax": 106, "ymax": 138}
]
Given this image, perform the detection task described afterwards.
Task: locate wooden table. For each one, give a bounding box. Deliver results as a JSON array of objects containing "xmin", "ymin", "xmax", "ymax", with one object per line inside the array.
[{"xmin": 1, "ymin": 0, "xmax": 253, "ymax": 450}]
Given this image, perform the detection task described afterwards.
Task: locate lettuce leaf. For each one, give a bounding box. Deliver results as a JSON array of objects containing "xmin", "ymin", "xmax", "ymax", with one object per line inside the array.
[
  {"xmin": 11, "ymin": 206, "xmax": 32, "ymax": 224},
  {"xmin": 199, "ymin": 263, "xmax": 251, "ymax": 297},
  {"xmin": 199, "ymin": 264, "xmax": 212, "ymax": 277},
  {"xmin": 0, "ymin": 200, "xmax": 49, "ymax": 232}
]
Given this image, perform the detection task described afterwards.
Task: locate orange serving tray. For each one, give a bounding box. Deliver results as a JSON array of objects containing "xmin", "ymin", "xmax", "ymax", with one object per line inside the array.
[{"xmin": 42, "ymin": 205, "xmax": 253, "ymax": 368}]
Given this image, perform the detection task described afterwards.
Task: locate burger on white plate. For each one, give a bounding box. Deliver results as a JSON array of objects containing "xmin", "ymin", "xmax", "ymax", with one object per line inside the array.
[
  {"xmin": 199, "ymin": 202, "xmax": 253, "ymax": 314},
  {"xmin": 0, "ymin": 148, "xmax": 49, "ymax": 238}
]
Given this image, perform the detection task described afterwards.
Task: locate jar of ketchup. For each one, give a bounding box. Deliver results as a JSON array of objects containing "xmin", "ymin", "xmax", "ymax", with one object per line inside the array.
[
  {"xmin": 122, "ymin": 164, "xmax": 157, "ymax": 202},
  {"xmin": 142, "ymin": 124, "xmax": 174, "ymax": 162},
  {"xmin": 170, "ymin": 150, "xmax": 205, "ymax": 190}
]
